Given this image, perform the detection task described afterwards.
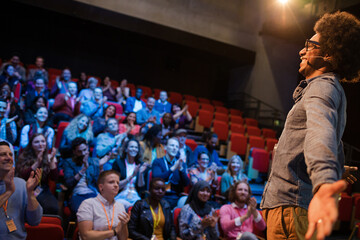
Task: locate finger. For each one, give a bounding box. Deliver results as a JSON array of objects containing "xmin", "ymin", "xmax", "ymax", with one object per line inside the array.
[{"xmin": 305, "ymin": 222, "xmax": 316, "ymax": 240}]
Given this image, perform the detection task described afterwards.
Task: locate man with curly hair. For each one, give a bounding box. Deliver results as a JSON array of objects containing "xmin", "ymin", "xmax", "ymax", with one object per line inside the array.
[{"xmin": 260, "ymin": 11, "xmax": 360, "ymax": 240}]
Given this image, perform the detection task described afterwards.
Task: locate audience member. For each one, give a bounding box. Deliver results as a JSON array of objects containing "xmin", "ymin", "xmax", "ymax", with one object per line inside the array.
[
  {"xmin": 179, "ymin": 181, "xmax": 219, "ymax": 240},
  {"xmin": 141, "ymin": 124, "xmax": 165, "ymax": 164},
  {"xmin": 0, "ymin": 99, "xmax": 17, "ymax": 145},
  {"xmin": 0, "ymin": 64, "xmax": 20, "ymax": 90},
  {"xmin": 25, "ymin": 77, "xmax": 49, "ymax": 110},
  {"xmin": 92, "ymin": 105, "xmax": 117, "ymax": 137},
  {"xmin": 221, "ymin": 155, "xmax": 248, "ymax": 198},
  {"xmin": 128, "ymin": 177, "xmax": 177, "ymax": 240},
  {"xmin": 59, "ymin": 114, "xmax": 93, "ymax": 159},
  {"xmin": 27, "ymin": 56, "xmax": 48, "ymax": 84},
  {"xmin": 20, "ymin": 106, "xmax": 54, "ymax": 149},
  {"xmin": 0, "ymin": 141, "xmax": 43, "ymax": 239},
  {"xmin": 63, "ymin": 137, "xmax": 108, "ymax": 213},
  {"xmin": 50, "ymin": 68, "xmax": 71, "ymax": 98},
  {"xmin": 80, "ymin": 87, "xmax": 108, "ymax": 118},
  {"xmin": 78, "ymin": 77, "xmax": 98, "ymax": 102},
  {"xmin": 124, "ymin": 88, "xmax": 145, "ymax": 114},
  {"xmin": 101, "ymin": 76, "xmax": 117, "ymax": 102},
  {"xmin": 116, "ymin": 79, "xmax": 130, "ymax": 105},
  {"xmin": 136, "ymin": 97, "xmax": 160, "ymax": 125},
  {"xmin": 16, "ymin": 134, "xmax": 59, "ymax": 214},
  {"xmin": 219, "ymin": 180, "xmax": 266, "ymax": 240},
  {"xmin": 152, "ymin": 137, "xmax": 190, "ymax": 209},
  {"xmin": 192, "ymin": 132, "xmax": 223, "ymax": 167},
  {"xmin": 112, "ymin": 138, "xmax": 148, "ymax": 209},
  {"xmin": 160, "ymin": 112, "xmax": 175, "ymax": 144},
  {"xmin": 118, "ymin": 112, "xmax": 140, "ymax": 136},
  {"xmin": 154, "ymin": 91, "xmax": 172, "ymax": 116},
  {"xmin": 0, "ymin": 53, "xmax": 26, "ymax": 82},
  {"xmin": 24, "ymin": 96, "xmax": 47, "ymax": 125},
  {"xmin": 77, "ymin": 170, "xmax": 129, "ymax": 240},
  {"xmin": 52, "ymin": 81, "xmax": 81, "ymax": 126},
  {"xmin": 77, "ymin": 72, "xmax": 88, "ymax": 93},
  {"xmin": 175, "ymin": 129, "xmax": 194, "ymax": 168},
  {"xmin": 172, "ymin": 103, "xmax": 192, "ymax": 129}
]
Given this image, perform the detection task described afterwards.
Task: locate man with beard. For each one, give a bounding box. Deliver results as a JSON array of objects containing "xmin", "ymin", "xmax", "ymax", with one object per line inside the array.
[
  {"xmin": 63, "ymin": 137, "xmax": 110, "ymax": 213},
  {"xmin": 192, "ymin": 132, "xmax": 223, "ymax": 167},
  {"xmin": 219, "ymin": 180, "xmax": 266, "ymax": 240},
  {"xmin": 152, "ymin": 137, "xmax": 190, "ymax": 209}
]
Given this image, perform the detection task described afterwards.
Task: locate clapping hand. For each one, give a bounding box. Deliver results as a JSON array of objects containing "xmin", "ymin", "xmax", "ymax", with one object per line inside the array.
[{"xmin": 26, "ymin": 168, "xmax": 42, "ymax": 193}]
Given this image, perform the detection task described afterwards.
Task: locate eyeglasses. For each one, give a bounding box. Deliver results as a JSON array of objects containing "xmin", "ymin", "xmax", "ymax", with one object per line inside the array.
[{"xmin": 305, "ymin": 39, "xmax": 320, "ymax": 51}]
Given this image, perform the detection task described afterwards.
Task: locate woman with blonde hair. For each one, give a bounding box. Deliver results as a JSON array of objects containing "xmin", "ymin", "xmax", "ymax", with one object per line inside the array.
[
  {"xmin": 221, "ymin": 155, "xmax": 248, "ymax": 198},
  {"xmin": 59, "ymin": 114, "xmax": 94, "ymax": 159}
]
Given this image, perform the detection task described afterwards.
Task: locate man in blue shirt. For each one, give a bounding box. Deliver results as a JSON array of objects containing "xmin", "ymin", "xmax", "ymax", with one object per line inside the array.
[{"xmin": 136, "ymin": 97, "xmax": 161, "ymax": 125}]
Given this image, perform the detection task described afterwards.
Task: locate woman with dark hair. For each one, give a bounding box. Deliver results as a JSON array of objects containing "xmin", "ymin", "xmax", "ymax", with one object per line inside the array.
[
  {"xmin": 92, "ymin": 104, "xmax": 117, "ymax": 137},
  {"xmin": 221, "ymin": 155, "xmax": 248, "ymax": 198},
  {"xmin": 128, "ymin": 178, "xmax": 177, "ymax": 240},
  {"xmin": 112, "ymin": 138, "xmax": 148, "ymax": 209},
  {"xmin": 24, "ymin": 96, "xmax": 47, "ymax": 125},
  {"xmin": 179, "ymin": 180, "xmax": 219, "ymax": 240},
  {"xmin": 118, "ymin": 112, "xmax": 140, "ymax": 136},
  {"xmin": 171, "ymin": 103, "xmax": 192, "ymax": 129},
  {"xmin": 0, "ymin": 64, "xmax": 20, "ymax": 90},
  {"xmin": 141, "ymin": 124, "xmax": 165, "ymax": 164},
  {"xmin": 16, "ymin": 133, "xmax": 59, "ymax": 214},
  {"xmin": 100, "ymin": 76, "xmax": 117, "ymax": 102},
  {"xmin": 20, "ymin": 106, "xmax": 54, "ymax": 149}
]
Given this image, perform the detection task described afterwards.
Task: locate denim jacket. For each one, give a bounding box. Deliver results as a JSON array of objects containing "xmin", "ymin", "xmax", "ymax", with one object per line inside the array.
[{"xmin": 261, "ymin": 73, "xmax": 346, "ymax": 210}]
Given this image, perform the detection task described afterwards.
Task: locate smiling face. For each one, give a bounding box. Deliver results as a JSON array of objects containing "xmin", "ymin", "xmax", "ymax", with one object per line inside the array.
[
  {"xmin": 126, "ymin": 140, "xmax": 139, "ymax": 158},
  {"xmin": 77, "ymin": 116, "xmax": 89, "ymax": 132},
  {"xmin": 35, "ymin": 107, "xmax": 48, "ymax": 123},
  {"xmin": 100, "ymin": 173, "xmax": 120, "ymax": 198},
  {"xmin": 197, "ymin": 187, "xmax": 211, "ymax": 203},
  {"xmin": 166, "ymin": 138, "xmax": 179, "ymax": 157},
  {"xmin": 32, "ymin": 135, "xmax": 46, "ymax": 153},
  {"xmin": 0, "ymin": 145, "xmax": 14, "ymax": 173}
]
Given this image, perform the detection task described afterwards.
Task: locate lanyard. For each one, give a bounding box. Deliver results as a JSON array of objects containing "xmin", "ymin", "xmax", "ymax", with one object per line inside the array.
[
  {"xmin": 150, "ymin": 203, "xmax": 161, "ymax": 231},
  {"xmin": 97, "ymin": 197, "xmax": 115, "ymax": 230},
  {"xmin": 2, "ymin": 200, "xmax": 9, "ymax": 218}
]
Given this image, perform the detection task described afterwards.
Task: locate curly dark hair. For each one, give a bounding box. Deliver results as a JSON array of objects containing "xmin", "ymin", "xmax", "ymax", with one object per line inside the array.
[
  {"xmin": 314, "ymin": 11, "xmax": 360, "ymax": 82},
  {"xmin": 228, "ymin": 180, "xmax": 252, "ymax": 203}
]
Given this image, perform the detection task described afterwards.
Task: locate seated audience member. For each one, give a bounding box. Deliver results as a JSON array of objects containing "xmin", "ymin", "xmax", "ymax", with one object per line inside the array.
[
  {"xmin": 0, "ymin": 64, "xmax": 20, "ymax": 90},
  {"xmin": 116, "ymin": 79, "xmax": 130, "ymax": 105},
  {"xmin": 141, "ymin": 124, "xmax": 165, "ymax": 164},
  {"xmin": 95, "ymin": 118, "xmax": 125, "ymax": 169},
  {"xmin": 25, "ymin": 77, "xmax": 49, "ymax": 110},
  {"xmin": 59, "ymin": 114, "xmax": 94, "ymax": 159},
  {"xmin": 128, "ymin": 178, "xmax": 177, "ymax": 240},
  {"xmin": 24, "ymin": 96, "xmax": 47, "ymax": 125},
  {"xmin": 152, "ymin": 137, "xmax": 190, "ymax": 209},
  {"xmin": 77, "ymin": 72, "xmax": 88, "ymax": 93},
  {"xmin": 154, "ymin": 91, "xmax": 172, "ymax": 116},
  {"xmin": 52, "ymin": 81, "xmax": 81, "ymax": 126},
  {"xmin": 219, "ymin": 180, "xmax": 266, "ymax": 240},
  {"xmin": 0, "ymin": 83, "xmax": 22, "ymax": 127},
  {"xmin": 16, "ymin": 134, "xmax": 58, "ymax": 214},
  {"xmin": 78, "ymin": 77, "xmax": 98, "ymax": 102},
  {"xmin": 112, "ymin": 138, "xmax": 148, "ymax": 209},
  {"xmin": 124, "ymin": 88, "xmax": 145, "ymax": 114},
  {"xmin": 175, "ymin": 128, "xmax": 194, "ymax": 168},
  {"xmin": 172, "ymin": 103, "xmax": 192, "ymax": 129},
  {"xmin": 81, "ymin": 87, "xmax": 108, "ymax": 118},
  {"xmin": 161, "ymin": 112, "xmax": 175, "ymax": 145},
  {"xmin": 63, "ymin": 137, "xmax": 110, "ymax": 213},
  {"xmin": 118, "ymin": 112, "xmax": 140, "ymax": 136},
  {"xmin": 101, "ymin": 76, "xmax": 117, "ymax": 102},
  {"xmin": 50, "ymin": 68, "xmax": 72, "ymax": 98},
  {"xmin": 0, "ymin": 141, "xmax": 43, "ymax": 239},
  {"xmin": 0, "ymin": 99, "xmax": 17, "ymax": 145},
  {"xmin": 136, "ymin": 97, "xmax": 161, "ymax": 125},
  {"xmin": 189, "ymin": 152, "xmax": 218, "ymax": 189},
  {"xmin": 221, "ymin": 155, "xmax": 248, "ymax": 198},
  {"xmin": 179, "ymin": 181, "xmax": 219, "ymax": 240},
  {"xmin": 20, "ymin": 106, "xmax": 54, "ymax": 149},
  {"xmin": 92, "ymin": 105, "xmax": 117, "ymax": 137},
  {"xmin": 27, "ymin": 56, "xmax": 48, "ymax": 84},
  {"xmin": 192, "ymin": 132, "xmax": 223, "ymax": 167},
  {"xmin": 0, "ymin": 53, "xmax": 26, "ymax": 82},
  {"xmin": 77, "ymin": 170, "xmax": 129, "ymax": 240}
]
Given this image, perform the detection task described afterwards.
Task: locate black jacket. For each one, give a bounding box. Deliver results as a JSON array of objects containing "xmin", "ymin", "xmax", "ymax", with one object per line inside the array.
[{"xmin": 128, "ymin": 198, "xmax": 177, "ymax": 240}]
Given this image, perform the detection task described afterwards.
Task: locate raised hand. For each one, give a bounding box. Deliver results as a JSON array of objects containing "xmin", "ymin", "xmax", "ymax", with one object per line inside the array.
[
  {"xmin": 4, "ymin": 167, "xmax": 15, "ymax": 194},
  {"xmin": 26, "ymin": 168, "xmax": 42, "ymax": 193},
  {"xmin": 305, "ymin": 180, "xmax": 347, "ymax": 240}
]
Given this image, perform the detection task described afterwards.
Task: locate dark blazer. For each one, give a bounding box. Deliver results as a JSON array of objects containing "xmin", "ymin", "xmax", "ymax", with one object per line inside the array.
[{"xmin": 128, "ymin": 198, "xmax": 177, "ymax": 240}]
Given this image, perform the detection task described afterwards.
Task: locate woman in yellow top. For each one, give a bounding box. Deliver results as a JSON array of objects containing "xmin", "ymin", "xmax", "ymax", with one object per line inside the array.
[{"xmin": 128, "ymin": 178, "xmax": 177, "ymax": 240}]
